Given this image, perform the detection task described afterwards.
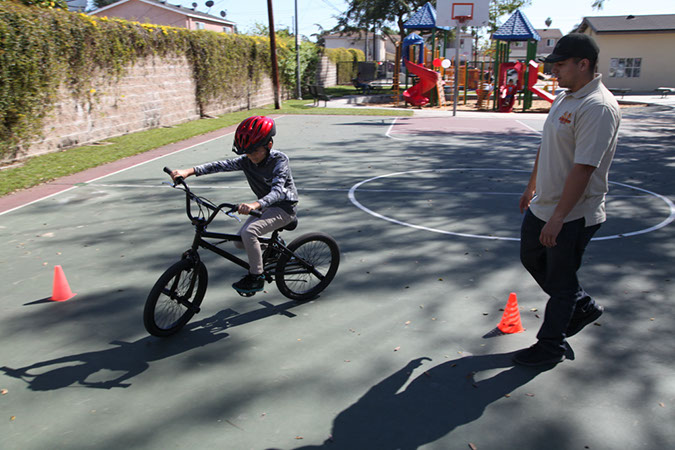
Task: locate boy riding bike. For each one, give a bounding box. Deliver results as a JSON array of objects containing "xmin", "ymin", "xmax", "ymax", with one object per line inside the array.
[{"xmin": 170, "ymin": 116, "xmax": 298, "ymax": 295}]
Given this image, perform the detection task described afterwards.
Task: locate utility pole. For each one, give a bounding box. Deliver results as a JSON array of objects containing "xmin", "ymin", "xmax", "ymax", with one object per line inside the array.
[
  {"xmin": 267, "ymin": 0, "xmax": 281, "ymax": 109},
  {"xmin": 295, "ymin": 0, "xmax": 301, "ymax": 99}
]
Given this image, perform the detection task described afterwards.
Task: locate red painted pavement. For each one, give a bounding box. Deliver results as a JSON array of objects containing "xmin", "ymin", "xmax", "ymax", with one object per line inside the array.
[
  {"xmin": 0, "ymin": 123, "xmax": 240, "ymax": 215},
  {"xmin": 389, "ymin": 116, "xmax": 538, "ymax": 136}
]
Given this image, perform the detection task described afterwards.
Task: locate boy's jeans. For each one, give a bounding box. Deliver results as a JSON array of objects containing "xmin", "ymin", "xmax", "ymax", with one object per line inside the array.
[{"xmin": 236, "ymin": 207, "xmax": 294, "ymax": 275}]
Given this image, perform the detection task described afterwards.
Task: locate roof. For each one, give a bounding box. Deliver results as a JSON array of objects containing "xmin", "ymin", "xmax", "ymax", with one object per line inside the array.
[
  {"xmin": 536, "ymin": 28, "xmax": 563, "ymax": 38},
  {"xmin": 577, "ymin": 14, "xmax": 675, "ymax": 33},
  {"xmin": 493, "ymin": 10, "xmax": 540, "ymax": 41},
  {"xmin": 324, "ymin": 32, "xmax": 386, "ymax": 41},
  {"xmin": 404, "ymin": 2, "xmax": 449, "ymax": 31},
  {"xmin": 91, "ymin": 0, "xmax": 236, "ymax": 26}
]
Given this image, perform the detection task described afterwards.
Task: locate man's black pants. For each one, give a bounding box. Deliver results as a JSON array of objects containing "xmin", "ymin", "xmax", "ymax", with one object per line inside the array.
[{"xmin": 520, "ymin": 209, "xmax": 601, "ymax": 354}]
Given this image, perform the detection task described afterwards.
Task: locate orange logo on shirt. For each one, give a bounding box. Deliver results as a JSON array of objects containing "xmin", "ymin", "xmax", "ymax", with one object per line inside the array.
[{"xmin": 559, "ymin": 111, "xmax": 572, "ymax": 124}]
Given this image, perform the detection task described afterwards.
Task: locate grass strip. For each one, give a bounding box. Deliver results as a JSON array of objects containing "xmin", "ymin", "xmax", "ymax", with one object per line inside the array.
[{"xmin": 0, "ymin": 95, "xmax": 411, "ymax": 197}]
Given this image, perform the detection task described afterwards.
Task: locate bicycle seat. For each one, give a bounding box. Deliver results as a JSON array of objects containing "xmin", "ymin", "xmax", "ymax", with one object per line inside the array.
[{"xmin": 279, "ymin": 218, "xmax": 298, "ymax": 232}]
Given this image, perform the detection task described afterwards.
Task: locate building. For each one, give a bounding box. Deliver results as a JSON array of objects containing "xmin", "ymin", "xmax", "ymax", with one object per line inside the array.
[
  {"xmin": 443, "ymin": 32, "xmax": 474, "ymax": 62},
  {"xmin": 66, "ymin": 0, "xmax": 88, "ymax": 12},
  {"xmin": 323, "ymin": 31, "xmax": 393, "ymax": 61},
  {"xmin": 536, "ymin": 28, "xmax": 563, "ymax": 59},
  {"xmin": 576, "ymin": 14, "xmax": 675, "ymax": 91},
  {"xmin": 91, "ymin": 0, "xmax": 236, "ymax": 34}
]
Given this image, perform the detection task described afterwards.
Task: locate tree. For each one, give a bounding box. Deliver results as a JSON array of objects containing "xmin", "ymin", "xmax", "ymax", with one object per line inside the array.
[
  {"xmin": 488, "ymin": 0, "xmax": 531, "ymax": 33},
  {"xmin": 335, "ymin": 0, "xmax": 429, "ymax": 44}
]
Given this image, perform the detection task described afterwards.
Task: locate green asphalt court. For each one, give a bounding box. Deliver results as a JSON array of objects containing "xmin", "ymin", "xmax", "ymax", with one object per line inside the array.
[{"xmin": 1, "ymin": 107, "xmax": 674, "ymax": 449}]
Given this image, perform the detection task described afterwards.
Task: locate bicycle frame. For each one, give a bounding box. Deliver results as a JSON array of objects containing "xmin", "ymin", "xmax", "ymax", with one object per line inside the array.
[{"xmin": 168, "ymin": 175, "xmax": 325, "ymax": 282}]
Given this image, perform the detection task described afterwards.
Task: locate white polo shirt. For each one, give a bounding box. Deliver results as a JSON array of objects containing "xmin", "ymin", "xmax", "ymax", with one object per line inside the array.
[{"xmin": 530, "ymin": 74, "xmax": 621, "ymax": 226}]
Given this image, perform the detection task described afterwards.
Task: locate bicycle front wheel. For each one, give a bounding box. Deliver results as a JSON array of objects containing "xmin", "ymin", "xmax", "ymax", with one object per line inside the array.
[
  {"xmin": 144, "ymin": 259, "xmax": 208, "ymax": 337},
  {"xmin": 275, "ymin": 232, "xmax": 340, "ymax": 301}
]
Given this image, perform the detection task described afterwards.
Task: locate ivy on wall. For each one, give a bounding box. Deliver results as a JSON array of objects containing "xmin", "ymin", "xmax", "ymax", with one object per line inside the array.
[
  {"xmin": 0, "ymin": 1, "xmax": 359, "ymax": 160},
  {"xmin": 0, "ymin": 2, "xmax": 275, "ymax": 159}
]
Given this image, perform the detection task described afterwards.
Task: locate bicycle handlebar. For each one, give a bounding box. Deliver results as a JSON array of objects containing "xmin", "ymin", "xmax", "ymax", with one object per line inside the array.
[{"xmin": 163, "ymin": 167, "xmax": 262, "ymax": 223}]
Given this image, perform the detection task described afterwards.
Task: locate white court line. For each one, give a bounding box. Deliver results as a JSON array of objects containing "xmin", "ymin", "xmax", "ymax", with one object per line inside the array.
[
  {"xmin": 0, "ymin": 116, "xmax": 288, "ymax": 217},
  {"xmin": 385, "ymin": 117, "xmax": 543, "ymax": 142},
  {"xmin": 84, "ymin": 183, "xmax": 652, "ymax": 199},
  {"xmin": 515, "ymin": 119, "xmax": 542, "ymax": 134},
  {"xmin": 348, "ymin": 168, "xmax": 675, "ymax": 241}
]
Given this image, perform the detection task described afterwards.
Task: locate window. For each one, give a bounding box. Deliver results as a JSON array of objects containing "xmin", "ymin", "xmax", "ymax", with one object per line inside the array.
[
  {"xmin": 195, "ymin": 22, "xmax": 205, "ymax": 30},
  {"xmin": 223, "ymin": 26, "xmax": 232, "ymax": 33},
  {"xmin": 609, "ymin": 57, "xmax": 641, "ymax": 78},
  {"xmin": 513, "ymin": 42, "xmax": 524, "ymax": 48},
  {"xmin": 546, "ymin": 38, "xmax": 556, "ymax": 47},
  {"xmin": 460, "ymin": 39, "xmax": 464, "ymax": 49}
]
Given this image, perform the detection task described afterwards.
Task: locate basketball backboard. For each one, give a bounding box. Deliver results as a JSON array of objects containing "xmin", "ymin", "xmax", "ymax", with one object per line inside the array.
[{"xmin": 436, "ymin": 0, "xmax": 490, "ymax": 28}]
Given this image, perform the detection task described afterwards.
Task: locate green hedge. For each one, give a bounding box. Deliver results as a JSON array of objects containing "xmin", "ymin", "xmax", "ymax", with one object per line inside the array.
[{"xmin": 325, "ymin": 47, "xmax": 365, "ymax": 64}]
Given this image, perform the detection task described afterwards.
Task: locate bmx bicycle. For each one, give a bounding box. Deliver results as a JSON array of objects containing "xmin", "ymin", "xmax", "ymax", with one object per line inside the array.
[{"xmin": 143, "ymin": 167, "xmax": 340, "ymax": 337}]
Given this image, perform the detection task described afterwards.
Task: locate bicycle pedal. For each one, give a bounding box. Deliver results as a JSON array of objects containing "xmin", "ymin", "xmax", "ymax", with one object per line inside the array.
[{"xmin": 236, "ymin": 291, "xmax": 256, "ymax": 298}]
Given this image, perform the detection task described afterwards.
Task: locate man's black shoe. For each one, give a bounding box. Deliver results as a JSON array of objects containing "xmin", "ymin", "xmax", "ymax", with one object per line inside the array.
[
  {"xmin": 566, "ymin": 305, "xmax": 603, "ymax": 337},
  {"xmin": 232, "ymin": 273, "xmax": 265, "ymax": 294},
  {"xmin": 513, "ymin": 343, "xmax": 565, "ymax": 367}
]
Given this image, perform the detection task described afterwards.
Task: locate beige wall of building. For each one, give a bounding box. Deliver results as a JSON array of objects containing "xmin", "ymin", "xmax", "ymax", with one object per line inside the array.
[
  {"xmin": 92, "ymin": 0, "xmax": 235, "ymax": 33},
  {"xmin": 94, "ymin": 2, "xmax": 188, "ymax": 27},
  {"xmin": 583, "ymin": 30, "xmax": 675, "ymax": 91}
]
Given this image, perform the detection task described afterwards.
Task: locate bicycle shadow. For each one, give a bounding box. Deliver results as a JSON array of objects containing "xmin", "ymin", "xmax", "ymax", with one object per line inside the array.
[
  {"xmin": 296, "ymin": 352, "xmax": 550, "ymax": 449},
  {"xmin": 1, "ymin": 299, "xmax": 299, "ymax": 391}
]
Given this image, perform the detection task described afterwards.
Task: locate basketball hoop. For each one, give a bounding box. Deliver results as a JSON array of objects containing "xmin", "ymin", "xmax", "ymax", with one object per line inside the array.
[{"xmin": 451, "ymin": 3, "xmax": 473, "ymax": 25}]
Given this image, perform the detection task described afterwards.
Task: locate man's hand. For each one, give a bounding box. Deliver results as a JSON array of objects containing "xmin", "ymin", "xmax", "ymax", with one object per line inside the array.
[
  {"xmin": 540, "ymin": 217, "xmax": 563, "ymax": 247},
  {"xmin": 238, "ymin": 202, "xmax": 261, "ymax": 215},
  {"xmin": 519, "ymin": 188, "xmax": 535, "ymax": 214}
]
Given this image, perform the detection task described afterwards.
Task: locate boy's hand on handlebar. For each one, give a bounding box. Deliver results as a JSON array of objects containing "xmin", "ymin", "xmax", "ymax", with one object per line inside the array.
[
  {"xmin": 171, "ymin": 168, "xmax": 195, "ymax": 182},
  {"xmin": 238, "ymin": 202, "xmax": 261, "ymax": 215}
]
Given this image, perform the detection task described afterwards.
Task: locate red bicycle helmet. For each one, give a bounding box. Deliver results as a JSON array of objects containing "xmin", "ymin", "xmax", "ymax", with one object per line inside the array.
[{"xmin": 232, "ymin": 116, "xmax": 276, "ymax": 155}]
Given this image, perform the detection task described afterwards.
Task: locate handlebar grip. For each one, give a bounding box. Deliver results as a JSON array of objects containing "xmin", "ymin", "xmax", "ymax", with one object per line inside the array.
[
  {"xmin": 164, "ymin": 166, "xmax": 184, "ymax": 185},
  {"xmin": 250, "ymin": 209, "xmax": 263, "ymax": 218}
]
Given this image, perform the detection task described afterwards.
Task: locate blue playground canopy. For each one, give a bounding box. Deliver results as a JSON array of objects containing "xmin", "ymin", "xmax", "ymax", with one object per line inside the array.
[
  {"xmin": 492, "ymin": 10, "xmax": 541, "ymax": 41},
  {"xmin": 404, "ymin": 2, "xmax": 450, "ymax": 31},
  {"xmin": 402, "ymin": 33, "xmax": 425, "ymax": 64}
]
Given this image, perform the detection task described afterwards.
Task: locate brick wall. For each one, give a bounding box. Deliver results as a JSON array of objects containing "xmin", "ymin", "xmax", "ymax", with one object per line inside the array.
[{"xmin": 10, "ymin": 54, "xmax": 287, "ymax": 164}]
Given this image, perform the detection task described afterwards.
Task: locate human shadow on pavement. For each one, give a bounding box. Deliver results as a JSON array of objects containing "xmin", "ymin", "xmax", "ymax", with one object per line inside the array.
[
  {"xmin": 296, "ymin": 352, "xmax": 550, "ymax": 450},
  {"xmin": 1, "ymin": 300, "xmax": 299, "ymax": 391}
]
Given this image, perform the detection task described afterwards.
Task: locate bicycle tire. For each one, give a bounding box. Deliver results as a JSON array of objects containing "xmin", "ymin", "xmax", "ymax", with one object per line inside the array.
[
  {"xmin": 144, "ymin": 259, "xmax": 208, "ymax": 337},
  {"xmin": 275, "ymin": 232, "xmax": 340, "ymax": 301}
]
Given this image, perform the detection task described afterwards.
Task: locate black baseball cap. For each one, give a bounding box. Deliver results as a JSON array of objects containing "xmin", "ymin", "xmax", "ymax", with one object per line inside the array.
[{"xmin": 542, "ymin": 33, "xmax": 599, "ymax": 63}]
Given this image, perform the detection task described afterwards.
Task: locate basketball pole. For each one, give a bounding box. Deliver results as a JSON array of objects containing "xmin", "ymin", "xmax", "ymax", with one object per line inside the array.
[{"xmin": 452, "ymin": 19, "xmax": 462, "ymax": 117}]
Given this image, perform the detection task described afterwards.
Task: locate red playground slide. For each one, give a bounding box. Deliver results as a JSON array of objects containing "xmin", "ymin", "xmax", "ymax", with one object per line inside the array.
[
  {"xmin": 403, "ymin": 60, "xmax": 441, "ymax": 107},
  {"xmin": 527, "ymin": 60, "xmax": 555, "ymax": 103}
]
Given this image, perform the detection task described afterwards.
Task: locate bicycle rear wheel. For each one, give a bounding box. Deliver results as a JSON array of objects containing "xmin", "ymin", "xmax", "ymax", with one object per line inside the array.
[
  {"xmin": 275, "ymin": 232, "xmax": 340, "ymax": 301},
  {"xmin": 144, "ymin": 259, "xmax": 208, "ymax": 337}
]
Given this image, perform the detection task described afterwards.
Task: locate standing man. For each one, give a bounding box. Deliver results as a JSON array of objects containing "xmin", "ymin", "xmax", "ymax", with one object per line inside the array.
[{"xmin": 515, "ymin": 34, "xmax": 621, "ymax": 366}]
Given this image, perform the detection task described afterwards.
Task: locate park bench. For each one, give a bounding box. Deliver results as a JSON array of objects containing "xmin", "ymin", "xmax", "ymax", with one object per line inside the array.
[
  {"xmin": 655, "ymin": 87, "xmax": 675, "ymax": 98},
  {"xmin": 609, "ymin": 88, "xmax": 631, "ymax": 98},
  {"xmin": 309, "ymin": 85, "xmax": 332, "ymax": 107}
]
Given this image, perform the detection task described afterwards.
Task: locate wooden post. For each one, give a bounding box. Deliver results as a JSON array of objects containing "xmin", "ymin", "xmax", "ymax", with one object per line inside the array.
[{"xmin": 267, "ymin": 0, "xmax": 281, "ymax": 110}]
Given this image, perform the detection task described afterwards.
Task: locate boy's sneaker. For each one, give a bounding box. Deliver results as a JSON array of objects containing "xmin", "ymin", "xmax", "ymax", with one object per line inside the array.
[
  {"xmin": 566, "ymin": 305, "xmax": 604, "ymax": 337},
  {"xmin": 513, "ymin": 343, "xmax": 565, "ymax": 367},
  {"xmin": 232, "ymin": 273, "xmax": 265, "ymax": 294}
]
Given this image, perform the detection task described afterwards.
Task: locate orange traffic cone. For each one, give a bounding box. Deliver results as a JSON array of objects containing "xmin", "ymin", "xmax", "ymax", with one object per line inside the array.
[
  {"xmin": 50, "ymin": 265, "xmax": 76, "ymax": 302},
  {"xmin": 497, "ymin": 292, "xmax": 524, "ymax": 334}
]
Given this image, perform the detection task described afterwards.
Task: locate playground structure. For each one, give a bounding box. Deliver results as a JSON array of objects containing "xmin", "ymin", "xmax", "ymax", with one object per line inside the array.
[{"xmin": 391, "ymin": 4, "xmax": 557, "ymax": 112}]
